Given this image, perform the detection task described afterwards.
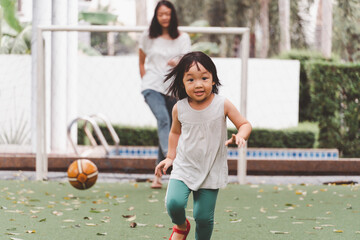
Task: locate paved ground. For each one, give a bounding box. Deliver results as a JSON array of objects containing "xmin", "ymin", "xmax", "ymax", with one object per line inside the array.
[{"xmin": 1, "ymin": 170, "xmax": 359, "ymax": 185}]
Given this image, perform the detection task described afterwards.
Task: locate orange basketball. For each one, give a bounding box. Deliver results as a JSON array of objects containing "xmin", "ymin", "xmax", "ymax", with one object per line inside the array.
[{"xmin": 67, "ymin": 159, "xmax": 98, "ymax": 190}]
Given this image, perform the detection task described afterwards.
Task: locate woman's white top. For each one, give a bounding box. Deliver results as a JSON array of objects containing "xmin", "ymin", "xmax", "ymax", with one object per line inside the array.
[
  {"xmin": 170, "ymin": 94, "xmax": 228, "ymax": 191},
  {"xmin": 139, "ymin": 30, "xmax": 191, "ymax": 95}
]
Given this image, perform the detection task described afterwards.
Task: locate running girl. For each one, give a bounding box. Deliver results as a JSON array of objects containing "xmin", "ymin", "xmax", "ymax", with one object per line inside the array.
[{"xmin": 155, "ymin": 51, "xmax": 252, "ymax": 240}]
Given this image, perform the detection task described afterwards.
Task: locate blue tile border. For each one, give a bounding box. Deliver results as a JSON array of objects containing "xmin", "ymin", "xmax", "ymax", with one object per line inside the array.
[{"xmin": 109, "ymin": 147, "xmax": 339, "ymax": 160}]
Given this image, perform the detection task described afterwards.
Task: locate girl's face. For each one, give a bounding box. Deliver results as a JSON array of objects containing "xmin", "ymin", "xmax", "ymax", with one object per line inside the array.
[
  {"xmin": 183, "ymin": 62, "xmax": 215, "ymax": 103},
  {"xmin": 156, "ymin": 5, "xmax": 171, "ymax": 29}
]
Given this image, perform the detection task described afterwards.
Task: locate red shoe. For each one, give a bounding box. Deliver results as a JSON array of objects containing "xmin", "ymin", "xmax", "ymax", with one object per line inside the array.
[{"xmin": 169, "ymin": 219, "xmax": 190, "ymax": 240}]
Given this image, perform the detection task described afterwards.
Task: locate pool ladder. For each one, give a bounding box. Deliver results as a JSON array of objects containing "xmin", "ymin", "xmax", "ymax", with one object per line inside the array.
[{"xmin": 67, "ymin": 113, "xmax": 119, "ymax": 156}]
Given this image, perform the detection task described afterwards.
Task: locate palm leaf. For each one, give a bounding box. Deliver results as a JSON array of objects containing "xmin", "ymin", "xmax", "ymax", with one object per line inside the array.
[
  {"xmin": 79, "ymin": 11, "xmax": 117, "ymax": 25},
  {"xmin": 10, "ymin": 24, "xmax": 31, "ymax": 54},
  {"xmin": 0, "ymin": 0, "xmax": 22, "ymax": 33},
  {"xmin": 0, "ymin": 112, "xmax": 30, "ymax": 145}
]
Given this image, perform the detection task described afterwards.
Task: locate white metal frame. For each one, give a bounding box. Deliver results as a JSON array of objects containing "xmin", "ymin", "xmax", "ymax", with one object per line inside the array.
[{"xmin": 36, "ymin": 25, "xmax": 250, "ymax": 183}]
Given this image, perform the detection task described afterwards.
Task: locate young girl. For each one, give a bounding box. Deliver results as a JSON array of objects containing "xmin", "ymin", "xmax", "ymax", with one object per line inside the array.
[
  {"xmin": 139, "ymin": 0, "xmax": 191, "ymax": 189},
  {"xmin": 155, "ymin": 51, "xmax": 252, "ymax": 240}
]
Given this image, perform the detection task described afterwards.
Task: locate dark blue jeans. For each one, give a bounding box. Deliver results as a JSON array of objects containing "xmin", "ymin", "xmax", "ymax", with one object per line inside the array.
[{"xmin": 142, "ymin": 89, "xmax": 176, "ymax": 164}]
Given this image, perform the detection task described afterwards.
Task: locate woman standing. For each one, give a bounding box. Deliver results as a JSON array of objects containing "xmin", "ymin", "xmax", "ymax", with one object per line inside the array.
[{"xmin": 139, "ymin": 0, "xmax": 191, "ymax": 189}]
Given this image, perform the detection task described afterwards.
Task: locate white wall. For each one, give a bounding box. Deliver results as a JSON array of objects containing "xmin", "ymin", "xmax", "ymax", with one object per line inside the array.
[
  {"xmin": 0, "ymin": 55, "xmax": 31, "ymax": 142},
  {"xmin": 0, "ymin": 55, "xmax": 299, "ymax": 145},
  {"xmin": 77, "ymin": 56, "xmax": 299, "ymax": 129}
]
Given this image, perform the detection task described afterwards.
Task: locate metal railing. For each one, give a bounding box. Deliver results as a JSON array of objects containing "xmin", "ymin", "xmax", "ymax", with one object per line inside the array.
[
  {"xmin": 35, "ymin": 25, "xmax": 249, "ymax": 182},
  {"xmin": 67, "ymin": 113, "xmax": 120, "ymax": 156}
]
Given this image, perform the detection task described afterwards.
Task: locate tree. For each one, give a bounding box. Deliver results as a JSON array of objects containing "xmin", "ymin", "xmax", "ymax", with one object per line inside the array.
[
  {"xmin": 333, "ymin": 0, "xmax": 360, "ymax": 61},
  {"xmin": 135, "ymin": 0, "xmax": 147, "ymax": 26},
  {"xmin": 259, "ymin": 0, "xmax": 270, "ymax": 58},
  {"xmin": 278, "ymin": 0, "xmax": 290, "ymax": 53},
  {"xmin": 321, "ymin": 0, "xmax": 332, "ymax": 58}
]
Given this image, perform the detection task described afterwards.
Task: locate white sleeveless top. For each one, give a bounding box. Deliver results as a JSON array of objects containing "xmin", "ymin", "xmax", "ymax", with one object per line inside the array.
[{"xmin": 170, "ymin": 94, "xmax": 228, "ymax": 191}]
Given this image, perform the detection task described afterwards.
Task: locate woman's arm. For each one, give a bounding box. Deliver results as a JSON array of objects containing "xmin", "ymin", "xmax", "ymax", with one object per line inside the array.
[
  {"xmin": 224, "ymin": 98, "xmax": 252, "ymax": 146},
  {"xmin": 139, "ymin": 49, "xmax": 146, "ymax": 78},
  {"xmin": 155, "ymin": 104, "xmax": 181, "ymax": 176}
]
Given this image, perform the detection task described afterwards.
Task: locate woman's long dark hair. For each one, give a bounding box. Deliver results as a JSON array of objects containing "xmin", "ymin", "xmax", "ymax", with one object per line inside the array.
[
  {"xmin": 149, "ymin": 0, "xmax": 179, "ymax": 39},
  {"xmin": 165, "ymin": 51, "xmax": 221, "ymax": 100}
]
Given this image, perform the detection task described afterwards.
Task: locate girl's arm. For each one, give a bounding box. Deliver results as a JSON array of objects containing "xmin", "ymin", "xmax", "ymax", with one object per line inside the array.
[
  {"xmin": 139, "ymin": 49, "xmax": 146, "ymax": 78},
  {"xmin": 224, "ymin": 99, "xmax": 252, "ymax": 147},
  {"xmin": 155, "ymin": 104, "xmax": 182, "ymax": 177}
]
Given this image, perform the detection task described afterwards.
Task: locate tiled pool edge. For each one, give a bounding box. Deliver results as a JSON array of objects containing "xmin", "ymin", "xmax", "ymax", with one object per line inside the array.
[{"xmin": 110, "ymin": 147, "xmax": 339, "ymax": 161}]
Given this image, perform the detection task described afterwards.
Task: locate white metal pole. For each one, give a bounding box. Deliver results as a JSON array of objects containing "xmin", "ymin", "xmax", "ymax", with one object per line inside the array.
[
  {"xmin": 67, "ymin": 0, "xmax": 78, "ymax": 149},
  {"xmin": 38, "ymin": 25, "xmax": 249, "ymax": 34},
  {"xmin": 36, "ymin": 28, "xmax": 47, "ymax": 180},
  {"xmin": 51, "ymin": 0, "xmax": 68, "ymax": 152},
  {"xmin": 238, "ymin": 30, "xmax": 250, "ymax": 185},
  {"xmin": 31, "ymin": 0, "xmax": 51, "ymax": 153}
]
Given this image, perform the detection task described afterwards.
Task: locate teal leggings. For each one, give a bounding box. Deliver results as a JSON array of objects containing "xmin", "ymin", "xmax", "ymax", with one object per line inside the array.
[{"xmin": 166, "ymin": 179, "xmax": 219, "ymax": 240}]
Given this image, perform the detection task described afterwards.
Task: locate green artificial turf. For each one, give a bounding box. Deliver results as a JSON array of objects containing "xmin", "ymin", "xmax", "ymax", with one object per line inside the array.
[{"xmin": 0, "ymin": 180, "xmax": 359, "ymax": 239}]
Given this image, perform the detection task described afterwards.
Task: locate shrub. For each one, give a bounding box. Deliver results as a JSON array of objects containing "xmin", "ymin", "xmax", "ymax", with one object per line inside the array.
[
  {"xmin": 79, "ymin": 125, "xmax": 315, "ymax": 149},
  {"xmin": 306, "ymin": 61, "xmax": 360, "ymax": 157},
  {"xmin": 276, "ymin": 50, "xmax": 338, "ymax": 122}
]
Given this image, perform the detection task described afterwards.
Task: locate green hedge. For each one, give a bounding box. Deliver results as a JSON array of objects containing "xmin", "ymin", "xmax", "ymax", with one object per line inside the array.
[
  {"xmin": 228, "ymin": 128, "xmax": 315, "ymax": 148},
  {"xmin": 78, "ymin": 124, "xmax": 315, "ymax": 149},
  {"xmin": 306, "ymin": 61, "xmax": 360, "ymax": 157},
  {"xmin": 276, "ymin": 50, "xmax": 338, "ymax": 122}
]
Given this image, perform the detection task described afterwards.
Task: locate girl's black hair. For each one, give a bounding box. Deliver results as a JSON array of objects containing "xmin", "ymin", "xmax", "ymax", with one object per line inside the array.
[
  {"xmin": 165, "ymin": 51, "xmax": 221, "ymax": 100},
  {"xmin": 149, "ymin": 0, "xmax": 179, "ymax": 39}
]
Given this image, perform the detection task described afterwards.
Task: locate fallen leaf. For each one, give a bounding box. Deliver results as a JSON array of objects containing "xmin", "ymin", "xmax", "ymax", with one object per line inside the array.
[
  {"xmin": 333, "ymin": 229, "xmax": 343, "ymax": 233},
  {"xmin": 85, "ymin": 223, "xmax": 98, "ymax": 226},
  {"xmin": 285, "ymin": 203, "xmax": 296, "ymax": 207},
  {"xmin": 63, "ymin": 219, "xmax": 75, "ymax": 222},
  {"xmin": 25, "ymin": 230, "xmax": 36, "ymax": 233},
  {"xmin": 313, "ymin": 227, "xmax": 323, "ymax": 230},
  {"xmin": 97, "ymin": 232, "xmax": 107, "ymax": 236},
  {"xmin": 52, "ymin": 211, "xmax": 63, "ymax": 216},
  {"xmin": 90, "ymin": 209, "xmax": 109, "ymax": 213},
  {"xmin": 321, "ymin": 224, "xmax": 335, "ymax": 227},
  {"xmin": 130, "ymin": 222, "xmax": 137, "ymax": 228},
  {"xmin": 230, "ymin": 219, "xmax": 242, "ymax": 223},
  {"xmin": 229, "ymin": 212, "xmax": 237, "ymax": 217},
  {"xmin": 270, "ymin": 231, "xmax": 289, "ymax": 234},
  {"xmin": 155, "ymin": 224, "xmax": 165, "ymax": 228}
]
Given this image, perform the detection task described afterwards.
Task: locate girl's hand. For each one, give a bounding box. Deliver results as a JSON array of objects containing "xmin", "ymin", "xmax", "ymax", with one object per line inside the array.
[
  {"xmin": 225, "ymin": 134, "xmax": 246, "ymax": 147},
  {"xmin": 155, "ymin": 158, "xmax": 174, "ymax": 177}
]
